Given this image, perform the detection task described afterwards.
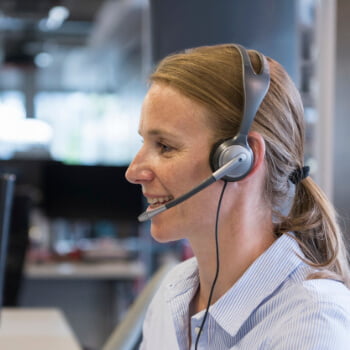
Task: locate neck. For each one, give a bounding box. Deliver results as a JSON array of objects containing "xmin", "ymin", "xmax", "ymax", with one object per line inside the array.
[{"xmin": 188, "ymin": 195, "xmax": 275, "ymax": 314}]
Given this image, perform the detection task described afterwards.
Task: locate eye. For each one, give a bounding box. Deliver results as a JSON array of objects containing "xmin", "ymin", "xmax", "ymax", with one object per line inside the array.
[{"xmin": 156, "ymin": 141, "xmax": 173, "ymax": 154}]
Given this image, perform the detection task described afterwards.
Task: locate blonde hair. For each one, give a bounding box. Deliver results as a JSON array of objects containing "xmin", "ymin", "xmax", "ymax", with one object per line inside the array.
[{"xmin": 150, "ymin": 43, "xmax": 350, "ymax": 286}]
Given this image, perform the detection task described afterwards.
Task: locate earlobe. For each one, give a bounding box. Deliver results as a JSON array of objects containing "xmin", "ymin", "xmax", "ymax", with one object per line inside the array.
[{"xmin": 244, "ymin": 131, "xmax": 266, "ymax": 180}]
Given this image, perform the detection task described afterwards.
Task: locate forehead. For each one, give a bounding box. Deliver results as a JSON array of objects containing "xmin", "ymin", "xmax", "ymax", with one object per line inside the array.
[{"xmin": 139, "ymin": 83, "xmax": 214, "ymax": 140}]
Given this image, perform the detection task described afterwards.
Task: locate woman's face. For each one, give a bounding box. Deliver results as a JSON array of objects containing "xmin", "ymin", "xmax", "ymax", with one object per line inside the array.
[{"xmin": 125, "ymin": 83, "xmax": 226, "ymax": 242}]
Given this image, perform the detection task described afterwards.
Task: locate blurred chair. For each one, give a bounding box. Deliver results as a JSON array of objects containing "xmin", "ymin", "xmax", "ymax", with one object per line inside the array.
[
  {"xmin": 0, "ymin": 173, "xmax": 16, "ymax": 309},
  {"xmin": 101, "ymin": 259, "xmax": 177, "ymax": 350}
]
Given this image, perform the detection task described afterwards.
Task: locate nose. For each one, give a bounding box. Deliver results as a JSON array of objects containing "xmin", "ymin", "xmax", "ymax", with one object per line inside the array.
[{"xmin": 125, "ymin": 149, "xmax": 154, "ymax": 184}]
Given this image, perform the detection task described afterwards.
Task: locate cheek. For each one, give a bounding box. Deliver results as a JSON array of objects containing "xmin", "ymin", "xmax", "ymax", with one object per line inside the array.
[
  {"xmin": 184, "ymin": 156, "xmax": 212, "ymax": 183},
  {"xmin": 161, "ymin": 157, "xmax": 210, "ymax": 195},
  {"xmin": 178, "ymin": 181, "xmax": 224, "ymax": 226},
  {"xmin": 171, "ymin": 157, "xmax": 215, "ymax": 213}
]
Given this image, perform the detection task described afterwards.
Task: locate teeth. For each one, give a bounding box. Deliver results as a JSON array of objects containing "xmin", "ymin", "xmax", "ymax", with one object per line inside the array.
[{"xmin": 147, "ymin": 196, "xmax": 173, "ymax": 205}]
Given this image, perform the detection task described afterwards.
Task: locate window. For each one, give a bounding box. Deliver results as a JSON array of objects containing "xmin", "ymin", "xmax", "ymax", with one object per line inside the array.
[{"xmin": 35, "ymin": 91, "xmax": 142, "ymax": 165}]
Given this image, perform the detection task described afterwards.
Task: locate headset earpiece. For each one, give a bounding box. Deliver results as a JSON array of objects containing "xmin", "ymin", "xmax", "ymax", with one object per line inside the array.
[
  {"xmin": 209, "ymin": 44, "xmax": 270, "ymax": 182},
  {"xmin": 210, "ymin": 135, "xmax": 254, "ymax": 182}
]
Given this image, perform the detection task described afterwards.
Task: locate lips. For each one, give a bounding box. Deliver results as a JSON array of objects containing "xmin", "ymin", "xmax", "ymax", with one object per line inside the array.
[{"xmin": 146, "ymin": 195, "xmax": 174, "ymax": 208}]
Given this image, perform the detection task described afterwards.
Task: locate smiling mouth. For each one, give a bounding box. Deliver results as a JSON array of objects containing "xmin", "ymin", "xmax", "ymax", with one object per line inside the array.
[{"xmin": 147, "ymin": 195, "xmax": 174, "ymax": 208}]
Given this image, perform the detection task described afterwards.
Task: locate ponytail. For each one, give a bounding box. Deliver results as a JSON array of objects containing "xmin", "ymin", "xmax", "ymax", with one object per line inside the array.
[{"xmin": 278, "ymin": 176, "xmax": 350, "ymax": 287}]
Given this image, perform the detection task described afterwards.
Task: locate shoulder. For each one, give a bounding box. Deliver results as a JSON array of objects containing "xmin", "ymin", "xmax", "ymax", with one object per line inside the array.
[
  {"xmin": 146, "ymin": 257, "xmax": 198, "ymax": 310},
  {"xmin": 140, "ymin": 258, "xmax": 198, "ymax": 349},
  {"xmin": 162, "ymin": 256, "xmax": 198, "ymax": 286},
  {"xmin": 269, "ymin": 278, "xmax": 350, "ymax": 349},
  {"xmin": 279, "ymin": 277, "xmax": 350, "ymax": 322},
  {"xmin": 286, "ymin": 278, "xmax": 350, "ymax": 316},
  {"xmin": 303, "ymin": 278, "xmax": 350, "ymax": 302}
]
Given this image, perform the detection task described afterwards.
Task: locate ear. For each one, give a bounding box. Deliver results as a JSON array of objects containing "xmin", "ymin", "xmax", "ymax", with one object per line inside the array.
[{"xmin": 242, "ymin": 131, "xmax": 266, "ymax": 181}]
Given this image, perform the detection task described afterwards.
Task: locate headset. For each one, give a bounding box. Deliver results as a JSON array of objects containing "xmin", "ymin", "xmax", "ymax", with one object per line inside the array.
[
  {"xmin": 210, "ymin": 44, "xmax": 270, "ymax": 181},
  {"xmin": 138, "ymin": 44, "xmax": 270, "ymax": 222}
]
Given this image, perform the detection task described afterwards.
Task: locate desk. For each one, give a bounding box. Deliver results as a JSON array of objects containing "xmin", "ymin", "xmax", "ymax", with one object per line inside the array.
[
  {"xmin": 0, "ymin": 308, "xmax": 82, "ymax": 350},
  {"xmin": 21, "ymin": 260, "xmax": 146, "ymax": 349},
  {"xmin": 25, "ymin": 260, "xmax": 145, "ymax": 280}
]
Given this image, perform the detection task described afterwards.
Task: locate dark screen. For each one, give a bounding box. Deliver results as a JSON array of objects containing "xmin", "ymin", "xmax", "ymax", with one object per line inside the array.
[{"xmin": 42, "ymin": 161, "xmax": 142, "ymax": 221}]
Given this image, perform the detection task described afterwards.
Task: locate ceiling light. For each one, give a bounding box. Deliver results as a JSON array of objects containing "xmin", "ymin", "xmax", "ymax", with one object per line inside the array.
[
  {"xmin": 34, "ymin": 52, "xmax": 53, "ymax": 68},
  {"xmin": 40, "ymin": 5, "xmax": 70, "ymax": 31}
]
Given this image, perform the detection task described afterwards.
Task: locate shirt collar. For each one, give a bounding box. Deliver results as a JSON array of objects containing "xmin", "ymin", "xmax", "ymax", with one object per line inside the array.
[
  {"xmin": 210, "ymin": 233, "xmax": 305, "ymax": 336},
  {"xmin": 164, "ymin": 257, "xmax": 199, "ymax": 302},
  {"xmin": 164, "ymin": 234, "xmax": 306, "ymax": 342}
]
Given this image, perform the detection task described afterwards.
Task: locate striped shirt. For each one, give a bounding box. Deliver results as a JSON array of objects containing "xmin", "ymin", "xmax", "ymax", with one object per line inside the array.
[{"xmin": 140, "ymin": 234, "xmax": 350, "ymax": 349}]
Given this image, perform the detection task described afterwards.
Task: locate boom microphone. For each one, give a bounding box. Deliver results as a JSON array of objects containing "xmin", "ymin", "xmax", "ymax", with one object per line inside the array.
[{"xmin": 137, "ymin": 153, "xmax": 247, "ymax": 222}]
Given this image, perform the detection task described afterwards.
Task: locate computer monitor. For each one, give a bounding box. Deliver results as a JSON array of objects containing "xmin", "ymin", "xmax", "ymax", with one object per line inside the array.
[
  {"xmin": 41, "ymin": 161, "xmax": 143, "ymax": 222},
  {"xmin": 0, "ymin": 174, "xmax": 15, "ymax": 316}
]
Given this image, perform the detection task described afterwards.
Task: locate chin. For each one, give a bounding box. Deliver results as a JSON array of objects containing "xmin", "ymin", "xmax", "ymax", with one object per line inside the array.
[{"xmin": 150, "ymin": 222, "xmax": 183, "ymax": 243}]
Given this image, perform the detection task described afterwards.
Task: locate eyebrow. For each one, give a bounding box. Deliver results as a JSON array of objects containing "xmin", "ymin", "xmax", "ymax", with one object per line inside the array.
[{"xmin": 139, "ymin": 128, "xmax": 178, "ymax": 139}]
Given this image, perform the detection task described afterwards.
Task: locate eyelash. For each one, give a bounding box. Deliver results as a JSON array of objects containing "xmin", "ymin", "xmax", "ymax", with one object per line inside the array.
[
  {"xmin": 139, "ymin": 137, "xmax": 174, "ymax": 154},
  {"xmin": 157, "ymin": 141, "xmax": 173, "ymax": 153}
]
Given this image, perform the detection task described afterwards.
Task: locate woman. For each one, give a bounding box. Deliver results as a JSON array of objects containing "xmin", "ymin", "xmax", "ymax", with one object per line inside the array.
[{"xmin": 125, "ymin": 44, "xmax": 350, "ymax": 349}]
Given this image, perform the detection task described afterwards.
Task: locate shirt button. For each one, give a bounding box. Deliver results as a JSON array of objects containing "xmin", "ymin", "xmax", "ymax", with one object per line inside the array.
[{"xmin": 195, "ymin": 327, "xmax": 201, "ymax": 335}]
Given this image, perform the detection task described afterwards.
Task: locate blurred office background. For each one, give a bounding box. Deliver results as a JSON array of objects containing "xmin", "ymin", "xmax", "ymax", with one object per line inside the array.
[{"xmin": 0, "ymin": 0, "xmax": 349, "ymax": 348}]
